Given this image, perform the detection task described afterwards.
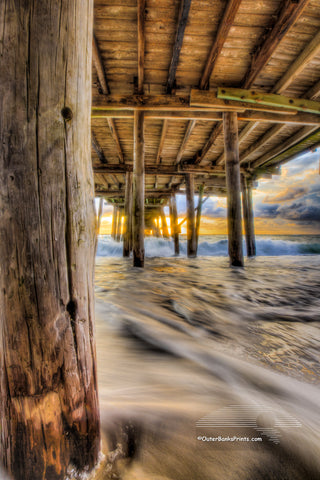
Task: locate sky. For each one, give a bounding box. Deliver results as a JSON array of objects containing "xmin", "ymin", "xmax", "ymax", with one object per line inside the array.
[{"xmin": 97, "ymin": 150, "xmax": 320, "ymax": 235}]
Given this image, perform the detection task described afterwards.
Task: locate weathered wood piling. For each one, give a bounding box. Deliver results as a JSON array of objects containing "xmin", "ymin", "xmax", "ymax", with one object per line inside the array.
[
  {"xmin": 132, "ymin": 111, "xmax": 145, "ymax": 267},
  {"xmin": 186, "ymin": 173, "xmax": 197, "ymax": 257},
  {"xmin": 123, "ymin": 172, "xmax": 133, "ymax": 257},
  {"xmin": 0, "ymin": 2, "xmax": 100, "ymax": 479},
  {"xmin": 170, "ymin": 195, "xmax": 180, "ymax": 255},
  {"xmin": 223, "ymin": 112, "xmax": 244, "ymax": 267},
  {"xmin": 242, "ymin": 176, "xmax": 256, "ymax": 257}
]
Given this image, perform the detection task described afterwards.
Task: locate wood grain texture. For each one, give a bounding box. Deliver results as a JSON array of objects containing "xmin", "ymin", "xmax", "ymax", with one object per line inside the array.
[
  {"xmin": 133, "ymin": 111, "xmax": 145, "ymax": 266},
  {"xmin": 243, "ymin": 0, "xmax": 311, "ymax": 88},
  {"xmin": 242, "ymin": 177, "xmax": 256, "ymax": 257},
  {"xmin": 123, "ymin": 171, "xmax": 133, "ymax": 256},
  {"xmin": 167, "ymin": 0, "xmax": 192, "ymax": 94},
  {"xmin": 0, "ymin": 1, "xmax": 100, "ymax": 479},
  {"xmin": 185, "ymin": 173, "xmax": 197, "ymax": 257},
  {"xmin": 223, "ymin": 112, "xmax": 244, "ymax": 267},
  {"xmin": 199, "ymin": 0, "xmax": 242, "ymax": 89}
]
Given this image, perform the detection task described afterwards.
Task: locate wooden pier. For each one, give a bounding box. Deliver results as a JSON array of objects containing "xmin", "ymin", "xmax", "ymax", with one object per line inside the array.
[{"xmin": 2, "ymin": 0, "xmax": 320, "ymax": 478}]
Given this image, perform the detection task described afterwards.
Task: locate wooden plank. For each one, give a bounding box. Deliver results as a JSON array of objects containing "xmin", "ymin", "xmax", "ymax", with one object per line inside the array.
[
  {"xmin": 193, "ymin": 122, "xmax": 223, "ymax": 164},
  {"xmin": 175, "ymin": 120, "xmax": 196, "ymax": 164},
  {"xmin": 218, "ymin": 87, "xmax": 320, "ymax": 114},
  {"xmin": 242, "ymin": 0, "xmax": 311, "ymax": 88},
  {"xmin": 138, "ymin": 0, "xmax": 145, "ymax": 94},
  {"xmin": 238, "ymin": 110, "xmax": 320, "ymax": 125},
  {"xmin": 305, "ymin": 79, "xmax": 320, "ymax": 100},
  {"xmin": 223, "ymin": 112, "xmax": 244, "ymax": 267},
  {"xmin": 252, "ymin": 125, "xmax": 319, "ymax": 168},
  {"xmin": 107, "ymin": 118, "xmax": 124, "ymax": 163},
  {"xmin": 92, "ymin": 110, "xmax": 223, "ymax": 120},
  {"xmin": 190, "ymin": 89, "xmax": 298, "ymax": 114},
  {"xmin": 133, "ymin": 111, "xmax": 145, "ymax": 266},
  {"xmin": 93, "ymin": 93, "xmax": 243, "ymax": 111},
  {"xmin": 93, "ymin": 164, "xmax": 235, "ymax": 175},
  {"xmin": 167, "ymin": 0, "xmax": 192, "ymax": 94},
  {"xmin": 257, "ymin": 128, "xmax": 320, "ymax": 167},
  {"xmin": 272, "ymin": 30, "xmax": 320, "ymax": 94},
  {"xmin": 156, "ymin": 119, "xmax": 168, "ymax": 164},
  {"xmin": 92, "ymin": 34, "xmax": 124, "ymax": 164},
  {"xmin": 92, "ymin": 33, "xmax": 110, "ymax": 94},
  {"xmin": 92, "ymin": 134, "xmax": 107, "ymax": 164},
  {"xmin": 239, "ymin": 124, "xmax": 285, "ymax": 165},
  {"xmin": 199, "ymin": 0, "xmax": 242, "ymax": 89}
]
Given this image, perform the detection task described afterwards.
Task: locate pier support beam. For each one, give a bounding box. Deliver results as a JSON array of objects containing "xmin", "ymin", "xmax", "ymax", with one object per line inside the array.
[
  {"xmin": 161, "ymin": 207, "xmax": 170, "ymax": 238},
  {"xmin": 223, "ymin": 112, "xmax": 244, "ymax": 267},
  {"xmin": 112, "ymin": 205, "xmax": 117, "ymax": 239},
  {"xmin": 116, "ymin": 207, "xmax": 122, "ymax": 242},
  {"xmin": 133, "ymin": 111, "xmax": 145, "ymax": 267},
  {"xmin": 0, "ymin": 2, "xmax": 100, "ymax": 479},
  {"xmin": 171, "ymin": 195, "xmax": 180, "ymax": 255},
  {"xmin": 196, "ymin": 184, "xmax": 204, "ymax": 252},
  {"xmin": 186, "ymin": 173, "xmax": 197, "ymax": 257},
  {"xmin": 123, "ymin": 172, "xmax": 133, "ymax": 256},
  {"xmin": 242, "ymin": 177, "xmax": 256, "ymax": 257}
]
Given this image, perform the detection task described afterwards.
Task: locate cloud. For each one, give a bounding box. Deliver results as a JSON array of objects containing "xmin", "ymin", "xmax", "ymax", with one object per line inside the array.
[
  {"xmin": 255, "ymin": 203, "xmax": 280, "ymax": 218},
  {"xmin": 202, "ymin": 197, "xmax": 226, "ymax": 218},
  {"xmin": 264, "ymin": 186, "xmax": 308, "ymax": 204}
]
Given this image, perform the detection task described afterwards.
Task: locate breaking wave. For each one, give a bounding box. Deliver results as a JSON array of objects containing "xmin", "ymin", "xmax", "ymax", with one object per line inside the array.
[{"xmin": 96, "ymin": 235, "xmax": 320, "ymax": 257}]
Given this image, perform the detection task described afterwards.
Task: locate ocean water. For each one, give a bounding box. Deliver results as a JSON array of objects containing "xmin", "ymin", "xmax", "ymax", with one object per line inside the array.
[
  {"xmin": 94, "ymin": 255, "xmax": 320, "ymax": 479},
  {"xmin": 96, "ymin": 234, "xmax": 320, "ymax": 258}
]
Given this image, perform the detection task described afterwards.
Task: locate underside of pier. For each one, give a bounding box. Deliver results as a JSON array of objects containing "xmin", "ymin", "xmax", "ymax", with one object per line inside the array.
[{"xmin": 92, "ymin": 0, "xmax": 320, "ymax": 266}]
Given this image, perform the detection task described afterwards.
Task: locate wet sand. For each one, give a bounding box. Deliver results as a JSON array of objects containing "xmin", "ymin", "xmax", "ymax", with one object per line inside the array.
[{"xmin": 94, "ymin": 256, "xmax": 320, "ymax": 480}]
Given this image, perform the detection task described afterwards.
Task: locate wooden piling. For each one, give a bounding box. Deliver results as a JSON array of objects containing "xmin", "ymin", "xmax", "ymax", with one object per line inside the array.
[
  {"xmin": 171, "ymin": 195, "xmax": 180, "ymax": 255},
  {"xmin": 196, "ymin": 184, "xmax": 204, "ymax": 252},
  {"xmin": 223, "ymin": 112, "xmax": 244, "ymax": 266},
  {"xmin": 96, "ymin": 198, "xmax": 104, "ymax": 236},
  {"xmin": 0, "ymin": 2, "xmax": 100, "ymax": 478},
  {"xmin": 242, "ymin": 177, "xmax": 256, "ymax": 257},
  {"xmin": 161, "ymin": 207, "xmax": 170, "ymax": 238},
  {"xmin": 133, "ymin": 111, "xmax": 145, "ymax": 267},
  {"xmin": 186, "ymin": 173, "xmax": 197, "ymax": 257},
  {"xmin": 116, "ymin": 207, "xmax": 122, "ymax": 242},
  {"xmin": 111, "ymin": 205, "xmax": 117, "ymax": 239},
  {"xmin": 123, "ymin": 172, "xmax": 133, "ymax": 256}
]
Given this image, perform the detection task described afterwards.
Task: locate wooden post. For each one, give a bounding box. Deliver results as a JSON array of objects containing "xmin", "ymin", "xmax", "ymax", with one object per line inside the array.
[
  {"xmin": 242, "ymin": 177, "xmax": 256, "ymax": 257},
  {"xmin": 171, "ymin": 195, "xmax": 180, "ymax": 255},
  {"xmin": 111, "ymin": 205, "xmax": 117, "ymax": 239},
  {"xmin": 123, "ymin": 172, "xmax": 133, "ymax": 256},
  {"xmin": 196, "ymin": 184, "xmax": 204, "ymax": 251},
  {"xmin": 96, "ymin": 198, "xmax": 104, "ymax": 236},
  {"xmin": 116, "ymin": 208, "xmax": 122, "ymax": 242},
  {"xmin": 0, "ymin": 2, "xmax": 100, "ymax": 479},
  {"xmin": 133, "ymin": 111, "xmax": 145, "ymax": 267},
  {"xmin": 160, "ymin": 207, "xmax": 170, "ymax": 238},
  {"xmin": 223, "ymin": 112, "xmax": 244, "ymax": 266},
  {"xmin": 154, "ymin": 214, "xmax": 161, "ymax": 237},
  {"xmin": 186, "ymin": 173, "xmax": 197, "ymax": 257}
]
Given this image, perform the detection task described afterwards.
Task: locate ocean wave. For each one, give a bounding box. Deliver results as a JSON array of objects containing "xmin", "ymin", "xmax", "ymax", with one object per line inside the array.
[{"xmin": 96, "ymin": 235, "xmax": 320, "ymax": 257}]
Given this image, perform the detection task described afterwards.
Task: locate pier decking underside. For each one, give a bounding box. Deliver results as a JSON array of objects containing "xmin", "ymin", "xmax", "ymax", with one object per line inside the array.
[{"xmin": 92, "ymin": 0, "xmax": 320, "ymax": 207}]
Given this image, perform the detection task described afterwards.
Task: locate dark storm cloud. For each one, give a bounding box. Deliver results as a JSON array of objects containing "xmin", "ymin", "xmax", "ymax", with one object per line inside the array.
[
  {"xmin": 255, "ymin": 203, "xmax": 280, "ymax": 218},
  {"xmin": 255, "ymin": 191, "xmax": 320, "ymax": 224}
]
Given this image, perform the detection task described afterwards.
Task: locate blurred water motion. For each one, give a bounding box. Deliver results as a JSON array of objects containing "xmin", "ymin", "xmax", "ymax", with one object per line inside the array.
[{"xmin": 94, "ymin": 256, "xmax": 320, "ymax": 480}]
